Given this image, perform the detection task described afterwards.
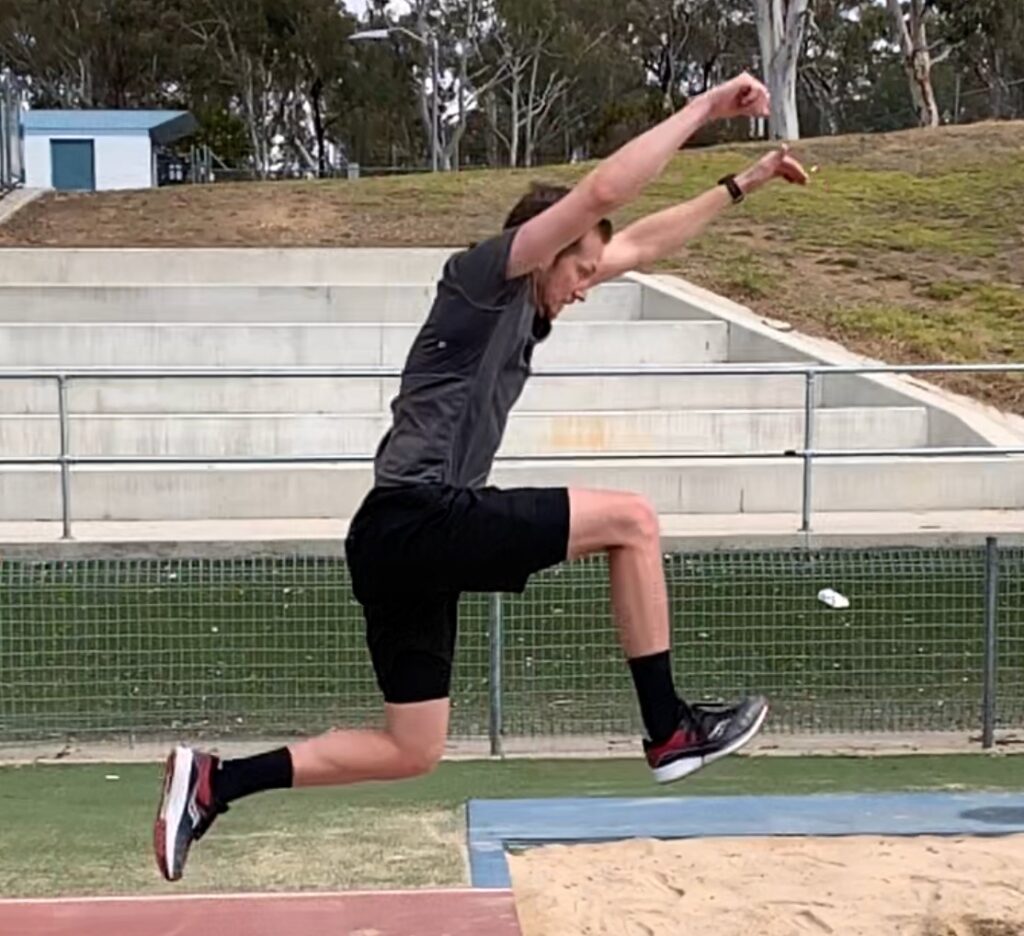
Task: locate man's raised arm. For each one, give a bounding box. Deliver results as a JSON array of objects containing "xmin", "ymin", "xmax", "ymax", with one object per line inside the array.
[{"xmin": 506, "ymin": 73, "xmax": 772, "ymax": 280}]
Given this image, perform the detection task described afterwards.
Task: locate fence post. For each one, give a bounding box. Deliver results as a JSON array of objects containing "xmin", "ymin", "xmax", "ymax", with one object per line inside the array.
[
  {"xmin": 57, "ymin": 375, "xmax": 73, "ymax": 540},
  {"xmin": 982, "ymin": 536, "xmax": 999, "ymax": 749},
  {"xmin": 800, "ymin": 371, "xmax": 817, "ymax": 533},
  {"xmin": 488, "ymin": 592, "xmax": 504, "ymax": 757}
]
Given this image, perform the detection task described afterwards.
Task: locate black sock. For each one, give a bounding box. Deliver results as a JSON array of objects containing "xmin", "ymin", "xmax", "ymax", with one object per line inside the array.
[
  {"xmin": 213, "ymin": 748, "xmax": 294, "ymax": 806},
  {"xmin": 628, "ymin": 651, "xmax": 688, "ymax": 746}
]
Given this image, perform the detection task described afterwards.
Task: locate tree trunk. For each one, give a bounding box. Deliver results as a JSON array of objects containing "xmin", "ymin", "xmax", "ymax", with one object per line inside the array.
[
  {"xmin": 767, "ymin": 61, "xmax": 799, "ymax": 140},
  {"xmin": 982, "ymin": 48, "xmax": 1010, "ymax": 119},
  {"xmin": 660, "ymin": 48, "xmax": 674, "ymax": 113},
  {"xmin": 524, "ymin": 53, "xmax": 539, "ymax": 168},
  {"xmin": 242, "ymin": 61, "xmax": 264, "ymax": 178},
  {"xmin": 754, "ymin": 0, "xmax": 809, "ymax": 140},
  {"xmin": 887, "ymin": 0, "xmax": 940, "ymax": 128},
  {"xmin": 908, "ymin": 49, "xmax": 940, "ymax": 127},
  {"xmin": 416, "ymin": 77, "xmax": 434, "ymax": 168},
  {"xmin": 456, "ymin": 51, "xmax": 466, "ymax": 170},
  {"xmin": 509, "ymin": 70, "xmax": 521, "ymax": 167},
  {"xmin": 562, "ymin": 94, "xmax": 571, "ymax": 162},
  {"xmin": 310, "ymin": 77, "xmax": 326, "ymax": 177},
  {"xmin": 486, "ymin": 90, "xmax": 500, "ymax": 167}
]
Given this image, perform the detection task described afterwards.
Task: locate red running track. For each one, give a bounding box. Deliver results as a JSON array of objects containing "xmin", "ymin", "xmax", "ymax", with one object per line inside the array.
[{"xmin": 0, "ymin": 888, "xmax": 523, "ymax": 936}]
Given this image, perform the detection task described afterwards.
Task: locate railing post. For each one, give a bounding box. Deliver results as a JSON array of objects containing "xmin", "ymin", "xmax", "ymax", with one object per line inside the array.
[
  {"xmin": 57, "ymin": 374, "xmax": 73, "ymax": 540},
  {"xmin": 800, "ymin": 371, "xmax": 817, "ymax": 533},
  {"xmin": 488, "ymin": 592, "xmax": 504, "ymax": 757},
  {"xmin": 982, "ymin": 536, "xmax": 999, "ymax": 750}
]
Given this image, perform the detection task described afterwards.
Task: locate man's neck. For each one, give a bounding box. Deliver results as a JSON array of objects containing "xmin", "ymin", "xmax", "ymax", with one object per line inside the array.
[{"xmin": 530, "ymin": 272, "xmax": 551, "ymax": 319}]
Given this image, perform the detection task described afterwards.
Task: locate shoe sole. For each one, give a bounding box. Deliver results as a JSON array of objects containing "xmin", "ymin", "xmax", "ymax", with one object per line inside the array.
[
  {"xmin": 652, "ymin": 703, "xmax": 769, "ymax": 784},
  {"xmin": 154, "ymin": 746, "xmax": 193, "ymax": 881}
]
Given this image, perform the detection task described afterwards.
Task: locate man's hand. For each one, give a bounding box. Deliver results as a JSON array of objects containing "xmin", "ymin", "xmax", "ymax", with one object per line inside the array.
[
  {"xmin": 700, "ymin": 72, "xmax": 771, "ymax": 122},
  {"xmin": 736, "ymin": 144, "xmax": 810, "ymax": 195}
]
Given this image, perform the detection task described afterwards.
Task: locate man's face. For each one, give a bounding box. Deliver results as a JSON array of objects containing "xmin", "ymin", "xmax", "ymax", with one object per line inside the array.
[{"xmin": 536, "ymin": 228, "xmax": 605, "ymax": 320}]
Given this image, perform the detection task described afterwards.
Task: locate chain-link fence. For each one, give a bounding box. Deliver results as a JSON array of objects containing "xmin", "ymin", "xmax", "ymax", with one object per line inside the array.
[
  {"xmin": 1, "ymin": 544, "xmax": 1019, "ymax": 752},
  {"xmin": 1001, "ymin": 546, "xmax": 1024, "ymax": 731}
]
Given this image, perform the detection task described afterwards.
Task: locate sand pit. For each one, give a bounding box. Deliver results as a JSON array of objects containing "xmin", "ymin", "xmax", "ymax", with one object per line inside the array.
[{"xmin": 508, "ymin": 834, "xmax": 1024, "ymax": 935}]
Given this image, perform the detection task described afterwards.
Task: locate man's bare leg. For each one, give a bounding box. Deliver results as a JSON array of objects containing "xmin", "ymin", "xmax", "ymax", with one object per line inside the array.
[
  {"xmin": 565, "ymin": 487, "xmax": 768, "ymax": 775},
  {"xmin": 288, "ymin": 699, "xmax": 450, "ymax": 786},
  {"xmin": 566, "ymin": 488, "xmax": 685, "ymax": 745},
  {"xmin": 567, "ymin": 488, "xmax": 670, "ymax": 658},
  {"xmin": 154, "ymin": 699, "xmax": 450, "ymax": 880}
]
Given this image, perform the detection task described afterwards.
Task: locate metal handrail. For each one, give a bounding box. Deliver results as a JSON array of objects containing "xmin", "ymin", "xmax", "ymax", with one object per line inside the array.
[
  {"xmin": 1, "ymin": 363, "xmax": 1024, "ymax": 378},
  {"xmin": 1, "ymin": 362, "xmax": 1022, "ymax": 539}
]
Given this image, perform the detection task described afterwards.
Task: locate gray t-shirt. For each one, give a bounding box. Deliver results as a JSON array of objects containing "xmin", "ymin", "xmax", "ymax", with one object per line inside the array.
[{"xmin": 373, "ymin": 228, "xmax": 550, "ymax": 488}]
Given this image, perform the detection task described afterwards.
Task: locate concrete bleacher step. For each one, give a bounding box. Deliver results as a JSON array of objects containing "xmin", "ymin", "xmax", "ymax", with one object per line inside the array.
[
  {"xmin": 5, "ymin": 510, "xmax": 1024, "ymax": 549},
  {"xmin": 0, "ymin": 321, "xmax": 727, "ymax": 368},
  {"xmin": 0, "ymin": 371, "xmax": 817, "ymax": 415},
  {"xmin": 3, "ymin": 457, "xmax": 1022, "ymax": 522},
  {"xmin": 0, "ymin": 247, "xmax": 458, "ymax": 285},
  {"xmin": 0, "ymin": 407, "xmax": 930, "ymax": 458},
  {"xmin": 0, "ymin": 282, "xmax": 642, "ymax": 322}
]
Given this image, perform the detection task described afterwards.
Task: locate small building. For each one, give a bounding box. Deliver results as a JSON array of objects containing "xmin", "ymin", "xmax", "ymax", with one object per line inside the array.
[{"xmin": 22, "ymin": 110, "xmax": 198, "ymax": 192}]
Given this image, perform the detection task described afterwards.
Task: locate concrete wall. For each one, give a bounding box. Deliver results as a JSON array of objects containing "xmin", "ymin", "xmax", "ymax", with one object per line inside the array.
[{"xmin": 24, "ymin": 132, "xmax": 153, "ymax": 191}]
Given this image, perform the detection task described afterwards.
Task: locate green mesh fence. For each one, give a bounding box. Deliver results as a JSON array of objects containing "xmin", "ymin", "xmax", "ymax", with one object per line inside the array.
[
  {"xmin": 1001, "ymin": 547, "xmax": 1024, "ymax": 731},
  {"xmin": 1, "ymin": 547, "xmax": 1020, "ymax": 748}
]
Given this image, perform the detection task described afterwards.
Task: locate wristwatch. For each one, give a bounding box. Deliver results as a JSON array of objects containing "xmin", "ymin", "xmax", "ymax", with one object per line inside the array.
[{"xmin": 717, "ymin": 173, "xmax": 745, "ymax": 204}]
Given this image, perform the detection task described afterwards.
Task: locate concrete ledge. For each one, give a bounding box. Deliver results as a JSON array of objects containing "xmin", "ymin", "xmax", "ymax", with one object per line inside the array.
[
  {"xmin": 0, "ymin": 406, "xmax": 930, "ymax": 457},
  {"xmin": 4, "ymin": 457, "xmax": 1024, "ymax": 521},
  {"xmin": 0, "ymin": 188, "xmax": 45, "ymax": 227},
  {"xmin": 2, "ymin": 510, "xmax": 1023, "ymax": 559},
  {"xmin": 1, "ymin": 731, "xmax": 1020, "ymax": 765},
  {"xmin": 0, "ymin": 281, "xmax": 641, "ymax": 322},
  {"xmin": 0, "ymin": 320, "xmax": 729, "ymax": 368},
  {"xmin": 0, "ymin": 246, "xmax": 462, "ymax": 284},
  {"xmin": 0, "ymin": 372, "xmax": 812, "ymax": 415}
]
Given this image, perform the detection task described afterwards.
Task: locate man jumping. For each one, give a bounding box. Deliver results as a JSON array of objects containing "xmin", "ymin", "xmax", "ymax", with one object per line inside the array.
[{"xmin": 154, "ymin": 71, "xmax": 808, "ymax": 882}]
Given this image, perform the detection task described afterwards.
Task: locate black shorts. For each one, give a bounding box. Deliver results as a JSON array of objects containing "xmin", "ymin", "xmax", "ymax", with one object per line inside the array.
[{"xmin": 344, "ymin": 484, "xmax": 570, "ymax": 704}]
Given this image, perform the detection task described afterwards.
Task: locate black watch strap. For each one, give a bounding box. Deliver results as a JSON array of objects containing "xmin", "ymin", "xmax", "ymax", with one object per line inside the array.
[{"xmin": 718, "ymin": 173, "xmax": 744, "ymax": 204}]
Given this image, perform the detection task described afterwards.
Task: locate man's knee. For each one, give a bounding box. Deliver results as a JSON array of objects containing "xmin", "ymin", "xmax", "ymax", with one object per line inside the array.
[
  {"xmin": 620, "ymin": 494, "xmax": 659, "ymax": 546},
  {"xmin": 393, "ymin": 735, "xmax": 445, "ymax": 778},
  {"xmin": 602, "ymin": 493, "xmax": 659, "ymax": 549},
  {"xmin": 568, "ymin": 489, "xmax": 660, "ymax": 557},
  {"xmin": 383, "ymin": 694, "xmax": 450, "ymax": 779}
]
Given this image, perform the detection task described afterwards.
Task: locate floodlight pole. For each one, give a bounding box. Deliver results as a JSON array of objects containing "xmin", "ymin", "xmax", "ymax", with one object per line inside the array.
[{"xmin": 351, "ymin": 26, "xmax": 440, "ymax": 172}]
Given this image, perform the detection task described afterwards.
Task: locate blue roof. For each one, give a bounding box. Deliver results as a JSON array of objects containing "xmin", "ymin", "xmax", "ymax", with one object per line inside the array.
[{"xmin": 23, "ymin": 110, "xmax": 197, "ymax": 143}]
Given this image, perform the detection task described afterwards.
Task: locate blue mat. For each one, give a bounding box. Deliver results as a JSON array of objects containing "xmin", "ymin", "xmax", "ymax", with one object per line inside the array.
[{"xmin": 467, "ymin": 792, "xmax": 1024, "ymax": 888}]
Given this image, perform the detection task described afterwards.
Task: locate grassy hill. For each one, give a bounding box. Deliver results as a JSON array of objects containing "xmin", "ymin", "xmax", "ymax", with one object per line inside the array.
[{"xmin": 2, "ymin": 121, "xmax": 1022, "ymax": 412}]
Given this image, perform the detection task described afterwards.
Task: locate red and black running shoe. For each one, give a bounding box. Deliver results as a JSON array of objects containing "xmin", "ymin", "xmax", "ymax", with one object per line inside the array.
[
  {"xmin": 154, "ymin": 746, "xmax": 226, "ymax": 881},
  {"xmin": 644, "ymin": 696, "xmax": 769, "ymax": 783}
]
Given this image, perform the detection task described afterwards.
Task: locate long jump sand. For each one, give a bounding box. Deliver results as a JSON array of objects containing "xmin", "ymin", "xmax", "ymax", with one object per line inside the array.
[{"xmin": 508, "ymin": 834, "xmax": 1024, "ymax": 935}]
